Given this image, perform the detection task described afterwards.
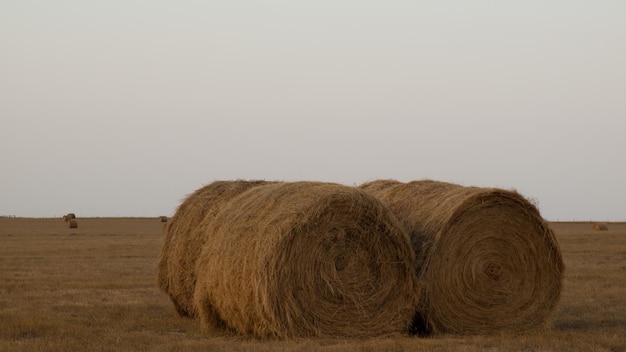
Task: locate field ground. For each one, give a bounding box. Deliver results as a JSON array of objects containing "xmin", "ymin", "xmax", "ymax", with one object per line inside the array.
[{"xmin": 0, "ymin": 217, "xmax": 624, "ymax": 351}]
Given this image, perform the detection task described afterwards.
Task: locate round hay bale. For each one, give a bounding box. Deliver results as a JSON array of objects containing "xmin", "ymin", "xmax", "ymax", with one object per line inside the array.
[
  {"xmin": 592, "ymin": 222, "xmax": 608, "ymax": 231},
  {"xmin": 157, "ymin": 180, "xmax": 275, "ymax": 318},
  {"xmin": 159, "ymin": 216, "xmax": 168, "ymax": 223},
  {"xmin": 66, "ymin": 213, "xmax": 76, "ymax": 220},
  {"xmin": 360, "ymin": 179, "xmax": 564, "ymax": 335},
  {"xmin": 359, "ymin": 179, "xmax": 403, "ymax": 193},
  {"xmin": 193, "ymin": 182, "xmax": 419, "ymax": 339},
  {"xmin": 67, "ymin": 219, "xmax": 78, "ymax": 228}
]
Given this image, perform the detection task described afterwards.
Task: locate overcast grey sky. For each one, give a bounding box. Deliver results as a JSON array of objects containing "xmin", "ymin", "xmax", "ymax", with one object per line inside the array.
[{"xmin": 2, "ymin": 1, "xmax": 625, "ymax": 220}]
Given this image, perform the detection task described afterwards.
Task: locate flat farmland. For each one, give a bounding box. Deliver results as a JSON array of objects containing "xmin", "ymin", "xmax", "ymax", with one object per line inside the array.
[{"xmin": 0, "ymin": 217, "xmax": 624, "ymax": 351}]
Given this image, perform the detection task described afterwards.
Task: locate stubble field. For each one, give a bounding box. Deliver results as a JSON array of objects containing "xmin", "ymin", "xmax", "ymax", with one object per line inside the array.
[{"xmin": 0, "ymin": 217, "xmax": 624, "ymax": 351}]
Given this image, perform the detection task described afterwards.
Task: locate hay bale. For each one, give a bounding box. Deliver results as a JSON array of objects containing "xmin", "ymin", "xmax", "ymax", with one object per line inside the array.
[
  {"xmin": 360, "ymin": 179, "xmax": 564, "ymax": 335},
  {"xmin": 66, "ymin": 213, "xmax": 76, "ymax": 220},
  {"xmin": 592, "ymin": 222, "xmax": 608, "ymax": 231},
  {"xmin": 193, "ymin": 182, "xmax": 419, "ymax": 339},
  {"xmin": 157, "ymin": 180, "xmax": 275, "ymax": 318},
  {"xmin": 67, "ymin": 219, "xmax": 78, "ymax": 228},
  {"xmin": 159, "ymin": 216, "xmax": 168, "ymax": 223}
]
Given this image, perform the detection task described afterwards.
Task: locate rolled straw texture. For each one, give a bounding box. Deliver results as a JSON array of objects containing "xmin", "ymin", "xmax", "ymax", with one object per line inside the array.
[
  {"xmin": 193, "ymin": 182, "xmax": 419, "ymax": 338},
  {"xmin": 360, "ymin": 179, "xmax": 564, "ymax": 335},
  {"xmin": 157, "ymin": 180, "xmax": 274, "ymax": 318}
]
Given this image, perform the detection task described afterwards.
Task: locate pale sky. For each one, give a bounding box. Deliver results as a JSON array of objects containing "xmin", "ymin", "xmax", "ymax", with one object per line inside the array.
[{"xmin": 2, "ymin": 1, "xmax": 625, "ymax": 220}]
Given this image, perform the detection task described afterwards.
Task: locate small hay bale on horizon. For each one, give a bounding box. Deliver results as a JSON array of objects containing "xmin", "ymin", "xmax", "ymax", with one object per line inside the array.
[
  {"xmin": 159, "ymin": 216, "xmax": 168, "ymax": 223},
  {"xmin": 360, "ymin": 179, "xmax": 564, "ymax": 335},
  {"xmin": 193, "ymin": 181, "xmax": 419, "ymax": 339},
  {"xmin": 592, "ymin": 222, "xmax": 608, "ymax": 231},
  {"xmin": 67, "ymin": 219, "xmax": 78, "ymax": 228}
]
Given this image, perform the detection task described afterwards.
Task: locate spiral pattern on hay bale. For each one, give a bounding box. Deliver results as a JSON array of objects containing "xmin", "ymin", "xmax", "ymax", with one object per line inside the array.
[
  {"xmin": 360, "ymin": 179, "xmax": 564, "ymax": 335},
  {"xmin": 193, "ymin": 182, "xmax": 419, "ymax": 338}
]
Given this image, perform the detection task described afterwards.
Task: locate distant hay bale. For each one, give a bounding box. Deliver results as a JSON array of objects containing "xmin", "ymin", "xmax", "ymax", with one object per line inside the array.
[
  {"xmin": 157, "ymin": 180, "xmax": 276, "ymax": 318},
  {"xmin": 592, "ymin": 223, "xmax": 608, "ymax": 231},
  {"xmin": 360, "ymin": 179, "xmax": 564, "ymax": 335},
  {"xmin": 65, "ymin": 213, "xmax": 76, "ymax": 220},
  {"xmin": 193, "ymin": 182, "xmax": 419, "ymax": 339},
  {"xmin": 159, "ymin": 216, "xmax": 168, "ymax": 223},
  {"xmin": 66, "ymin": 219, "xmax": 78, "ymax": 228}
]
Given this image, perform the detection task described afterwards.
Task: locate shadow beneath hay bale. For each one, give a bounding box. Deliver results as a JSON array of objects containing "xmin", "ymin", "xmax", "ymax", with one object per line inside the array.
[{"xmin": 408, "ymin": 312, "xmax": 431, "ymax": 337}]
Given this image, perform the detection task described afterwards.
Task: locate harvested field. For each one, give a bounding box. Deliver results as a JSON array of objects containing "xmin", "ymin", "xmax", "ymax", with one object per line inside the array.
[{"xmin": 0, "ymin": 218, "xmax": 624, "ymax": 351}]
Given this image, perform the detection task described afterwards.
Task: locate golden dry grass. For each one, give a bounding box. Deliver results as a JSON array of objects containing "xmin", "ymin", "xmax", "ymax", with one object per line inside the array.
[{"xmin": 0, "ymin": 217, "xmax": 624, "ymax": 351}]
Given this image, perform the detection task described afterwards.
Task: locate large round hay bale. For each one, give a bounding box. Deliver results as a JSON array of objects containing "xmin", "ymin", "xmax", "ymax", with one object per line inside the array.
[
  {"xmin": 157, "ymin": 180, "xmax": 275, "ymax": 318},
  {"xmin": 360, "ymin": 179, "xmax": 564, "ymax": 335},
  {"xmin": 193, "ymin": 182, "xmax": 419, "ymax": 339},
  {"xmin": 592, "ymin": 222, "xmax": 608, "ymax": 231}
]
